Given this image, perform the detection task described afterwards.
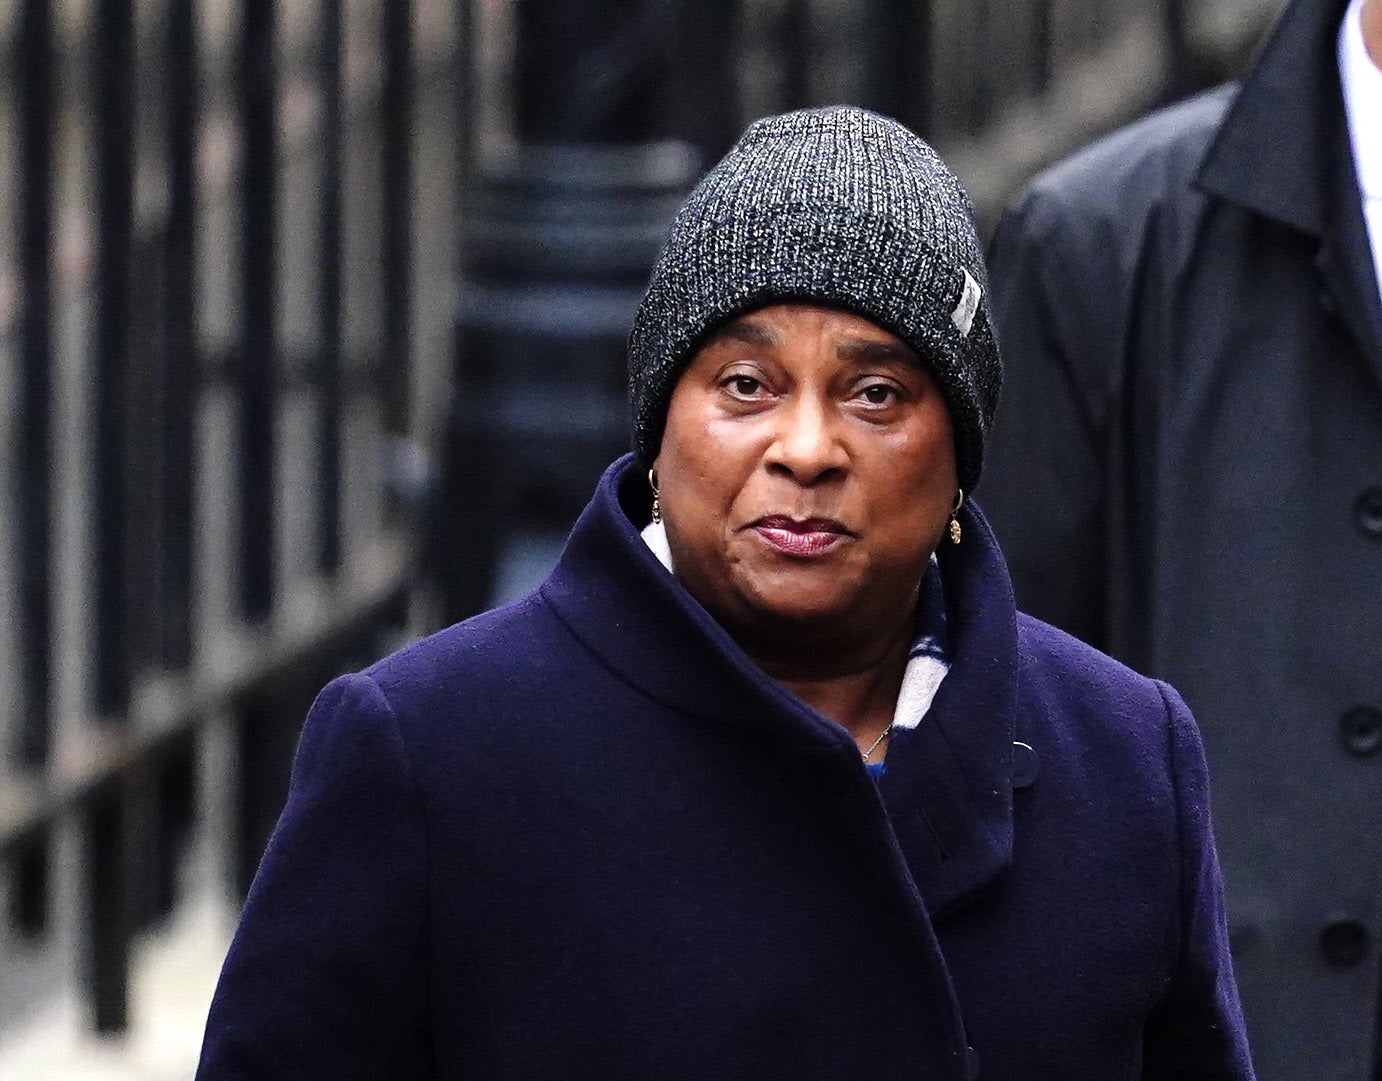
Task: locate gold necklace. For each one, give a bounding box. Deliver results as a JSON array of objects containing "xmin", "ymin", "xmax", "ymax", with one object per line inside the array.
[{"xmin": 860, "ymin": 721, "xmax": 895, "ymax": 763}]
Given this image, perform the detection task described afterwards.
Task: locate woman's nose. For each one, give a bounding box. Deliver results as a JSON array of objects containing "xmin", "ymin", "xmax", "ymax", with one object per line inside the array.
[{"xmin": 765, "ymin": 396, "xmax": 848, "ymax": 484}]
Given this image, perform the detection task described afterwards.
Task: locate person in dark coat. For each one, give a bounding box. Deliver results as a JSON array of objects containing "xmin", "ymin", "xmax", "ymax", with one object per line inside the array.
[
  {"xmin": 979, "ymin": 0, "xmax": 1382, "ymax": 1077},
  {"xmin": 196, "ymin": 106, "xmax": 1254, "ymax": 1081}
]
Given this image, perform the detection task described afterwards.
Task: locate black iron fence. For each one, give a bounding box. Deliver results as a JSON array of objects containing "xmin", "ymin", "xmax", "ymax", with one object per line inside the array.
[
  {"xmin": 0, "ymin": 0, "xmax": 463, "ymax": 1037},
  {"xmin": 0, "ymin": 0, "xmax": 1282, "ymax": 1050}
]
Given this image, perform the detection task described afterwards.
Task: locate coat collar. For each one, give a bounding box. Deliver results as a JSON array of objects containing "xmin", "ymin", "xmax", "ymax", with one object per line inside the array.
[
  {"xmin": 885, "ymin": 497, "xmax": 1020, "ymax": 918},
  {"xmin": 540, "ymin": 454, "xmax": 1019, "ymax": 917},
  {"xmin": 1196, "ymin": 0, "xmax": 1382, "ymax": 380},
  {"xmin": 1195, "ymin": 0, "xmax": 1353, "ymax": 236}
]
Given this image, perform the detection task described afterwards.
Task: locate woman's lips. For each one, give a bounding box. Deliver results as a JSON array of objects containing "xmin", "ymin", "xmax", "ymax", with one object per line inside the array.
[{"xmin": 749, "ymin": 516, "xmax": 852, "ymax": 557}]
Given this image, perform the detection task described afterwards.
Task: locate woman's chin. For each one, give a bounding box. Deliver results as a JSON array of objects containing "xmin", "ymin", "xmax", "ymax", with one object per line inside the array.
[{"xmin": 737, "ymin": 579, "xmax": 862, "ymax": 632}]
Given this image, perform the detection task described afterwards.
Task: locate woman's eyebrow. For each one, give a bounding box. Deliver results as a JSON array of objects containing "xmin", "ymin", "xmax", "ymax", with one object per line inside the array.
[
  {"xmin": 837, "ymin": 338, "xmax": 921, "ymax": 367},
  {"xmin": 704, "ymin": 319, "xmax": 779, "ymax": 348}
]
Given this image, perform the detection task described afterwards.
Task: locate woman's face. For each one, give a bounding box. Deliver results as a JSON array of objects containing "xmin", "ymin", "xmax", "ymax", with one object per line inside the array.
[{"xmin": 655, "ymin": 303, "xmax": 958, "ymax": 649}]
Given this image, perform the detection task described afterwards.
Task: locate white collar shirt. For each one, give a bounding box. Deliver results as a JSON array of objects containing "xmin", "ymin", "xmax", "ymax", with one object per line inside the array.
[{"xmin": 1339, "ymin": 0, "xmax": 1382, "ymax": 303}]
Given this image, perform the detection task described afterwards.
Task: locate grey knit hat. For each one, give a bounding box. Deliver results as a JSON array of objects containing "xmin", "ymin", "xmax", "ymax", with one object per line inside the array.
[{"xmin": 627, "ymin": 105, "xmax": 1001, "ymax": 492}]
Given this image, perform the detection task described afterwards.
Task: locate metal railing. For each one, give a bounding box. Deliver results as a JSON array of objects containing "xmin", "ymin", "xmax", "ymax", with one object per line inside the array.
[{"xmin": 0, "ymin": 0, "xmax": 463, "ymax": 1037}]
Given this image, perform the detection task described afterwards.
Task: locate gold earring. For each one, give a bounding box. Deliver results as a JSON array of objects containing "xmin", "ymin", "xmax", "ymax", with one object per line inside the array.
[
  {"xmin": 948, "ymin": 488, "xmax": 964, "ymax": 545},
  {"xmin": 649, "ymin": 469, "xmax": 662, "ymax": 525}
]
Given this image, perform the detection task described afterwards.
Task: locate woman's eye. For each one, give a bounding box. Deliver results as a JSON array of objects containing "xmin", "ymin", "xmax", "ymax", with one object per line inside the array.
[
  {"xmin": 859, "ymin": 383, "xmax": 899, "ymax": 405},
  {"xmin": 726, "ymin": 375, "xmax": 763, "ymax": 397}
]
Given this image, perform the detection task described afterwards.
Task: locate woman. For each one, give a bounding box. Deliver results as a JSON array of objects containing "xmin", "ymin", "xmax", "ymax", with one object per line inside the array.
[{"xmin": 197, "ymin": 107, "xmax": 1254, "ymax": 1081}]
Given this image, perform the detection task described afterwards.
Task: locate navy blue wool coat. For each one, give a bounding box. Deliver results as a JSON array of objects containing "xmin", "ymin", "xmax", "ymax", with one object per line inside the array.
[{"xmin": 197, "ymin": 454, "xmax": 1254, "ymax": 1081}]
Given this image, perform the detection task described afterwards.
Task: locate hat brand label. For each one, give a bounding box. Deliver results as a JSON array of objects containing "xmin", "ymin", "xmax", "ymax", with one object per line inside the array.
[{"xmin": 951, "ymin": 267, "xmax": 981, "ymax": 338}]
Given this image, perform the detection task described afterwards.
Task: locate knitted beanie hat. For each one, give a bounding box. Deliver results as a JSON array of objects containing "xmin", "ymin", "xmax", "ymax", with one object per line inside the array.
[{"xmin": 627, "ymin": 105, "xmax": 1001, "ymax": 492}]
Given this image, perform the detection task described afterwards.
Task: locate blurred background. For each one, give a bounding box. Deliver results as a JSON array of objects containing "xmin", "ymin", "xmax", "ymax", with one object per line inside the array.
[{"xmin": 0, "ymin": 0, "xmax": 1285, "ymax": 1075}]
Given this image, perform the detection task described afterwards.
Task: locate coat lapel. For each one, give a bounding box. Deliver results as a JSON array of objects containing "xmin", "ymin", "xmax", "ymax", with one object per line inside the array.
[
  {"xmin": 880, "ymin": 502, "xmax": 1019, "ymax": 918},
  {"xmin": 1196, "ymin": 0, "xmax": 1382, "ymax": 387},
  {"xmin": 1194, "ymin": 0, "xmax": 1350, "ymax": 238}
]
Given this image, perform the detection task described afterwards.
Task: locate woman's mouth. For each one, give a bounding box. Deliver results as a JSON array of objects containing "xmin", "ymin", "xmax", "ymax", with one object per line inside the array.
[{"xmin": 749, "ymin": 516, "xmax": 853, "ymax": 557}]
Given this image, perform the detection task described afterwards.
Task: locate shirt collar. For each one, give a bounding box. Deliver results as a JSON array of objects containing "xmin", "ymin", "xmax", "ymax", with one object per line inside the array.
[{"xmin": 1340, "ymin": 0, "xmax": 1382, "ymax": 199}]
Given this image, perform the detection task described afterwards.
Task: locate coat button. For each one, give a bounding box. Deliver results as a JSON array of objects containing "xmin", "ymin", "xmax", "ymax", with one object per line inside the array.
[
  {"xmin": 1011, "ymin": 742, "xmax": 1040, "ymax": 789},
  {"xmin": 1321, "ymin": 918, "xmax": 1371, "ymax": 966},
  {"xmin": 1339, "ymin": 707, "xmax": 1382, "ymax": 757},
  {"xmin": 1357, "ymin": 488, "xmax": 1382, "ymax": 538}
]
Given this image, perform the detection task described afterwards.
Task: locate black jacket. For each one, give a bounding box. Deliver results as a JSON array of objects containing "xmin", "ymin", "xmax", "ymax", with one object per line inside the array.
[{"xmin": 981, "ymin": 0, "xmax": 1382, "ymax": 1078}]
